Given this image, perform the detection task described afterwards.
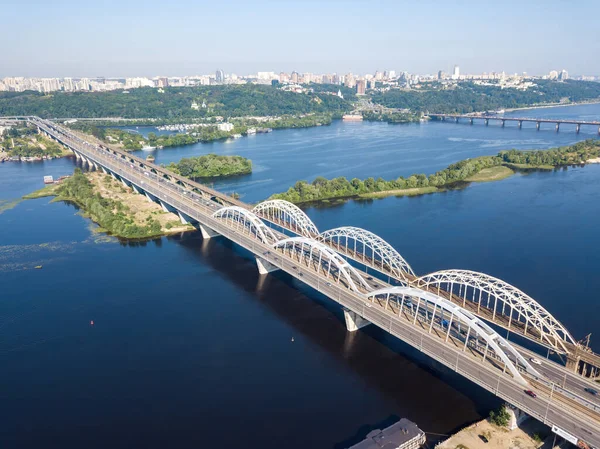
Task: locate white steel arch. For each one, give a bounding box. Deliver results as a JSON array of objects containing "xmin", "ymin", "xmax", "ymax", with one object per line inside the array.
[
  {"xmin": 273, "ymin": 237, "xmax": 371, "ymax": 293},
  {"xmin": 253, "ymin": 199, "xmax": 319, "ymax": 238},
  {"xmin": 365, "ymin": 286, "xmax": 541, "ymax": 386},
  {"xmin": 213, "ymin": 206, "xmax": 278, "ymax": 244},
  {"xmin": 318, "ymin": 226, "xmax": 415, "ymax": 280},
  {"xmin": 413, "ymin": 270, "xmax": 576, "ymax": 354}
]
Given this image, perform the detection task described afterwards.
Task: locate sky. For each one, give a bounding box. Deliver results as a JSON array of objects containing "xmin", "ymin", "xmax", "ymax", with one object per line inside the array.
[{"xmin": 4, "ymin": 0, "xmax": 600, "ymax": 78}]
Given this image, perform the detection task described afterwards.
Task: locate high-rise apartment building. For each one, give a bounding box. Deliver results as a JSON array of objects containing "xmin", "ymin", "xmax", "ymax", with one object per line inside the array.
[{"xmin": 215, "ymin": 69, "xmax": 225, "ymax": 83}]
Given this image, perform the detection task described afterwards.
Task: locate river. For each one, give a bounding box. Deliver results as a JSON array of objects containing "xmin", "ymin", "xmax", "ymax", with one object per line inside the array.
[{"xmin": 1, "ymin": 103, "xmax": 599, "ymax": 449}]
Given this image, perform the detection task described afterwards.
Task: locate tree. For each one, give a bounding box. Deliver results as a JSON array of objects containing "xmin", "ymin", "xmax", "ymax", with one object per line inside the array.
[{"xmin": 489, "ymin": 405, "xmax": 511, "ymax": 427}]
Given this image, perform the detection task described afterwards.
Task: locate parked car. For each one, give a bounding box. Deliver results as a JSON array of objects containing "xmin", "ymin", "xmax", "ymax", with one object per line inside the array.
[{"xmin": 584, "ymin": 387, "xmax": 598, "ymax": 396}]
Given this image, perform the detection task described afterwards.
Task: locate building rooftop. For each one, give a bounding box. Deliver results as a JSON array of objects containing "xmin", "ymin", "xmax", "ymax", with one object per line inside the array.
[{"xmin": 348, "ymin": 418, "xmax": 425, "ymax": 449}]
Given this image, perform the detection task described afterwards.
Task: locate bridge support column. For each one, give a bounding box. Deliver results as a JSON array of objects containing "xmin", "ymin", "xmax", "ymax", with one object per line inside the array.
[
  {"xmin": 111, "ymin": 172, "xmax": 118, "ymax": 181},
  {"xmin": 255, "ymin": 257, "xmax": 279, "ymax": 275},
  {"xmin": 566, "ymin": 354, "xmax": 579, "ymax": 373},
  {"xmin": 101, "ymin": 166, "xmax": 108, "ymax": 174},
  {"xmin": 130, "ymin": 183, "xmax": 141, "ymax": 194},
  {"xmin": 536, "ymin": 122, "xmax": 541, "ymax": 130},
  {"xmin": 455, "ymin": 117, "xmax": 459, "ymax": 123},
  {"xmin": 178, "ymin": 211, "xmax": 191, "ymax": 225},
  {"xmin": 505, "ymin": 404, "xmax": 529, "ymax": 430},
  {"xmin": 555, "ymin": 123, "xmax": 560, "ymax": 132},
  {"xmin": 159, "ymin": 200, "xmax": 169, "ymax": 213},
  {"xmin": 121, "ymin": 178, "xmax": 129, "ymax": 188},
  {"xmin": 501, "ymin": 120, "xmax": 505, "ymax": 127},
  {"xmin": 469, "ymin": 118, "xmax": 473, "ymax": 125},
  {"xmin": 198, "ymin": 224, "xmax": 219, "ymax": 239},
  {"xmin": 343, "ymin": 308, "xmax": 370, "ymax": 332},
  {"xmin": 576, "ymin": 124, "xmax": 580, "ymax": 133},
  {"xmin": 485, "ymin": 119, "xmax": 489, "ymax": 126},
  {"xmin": 144, "ymin": 191, "xmax": 155, "ymax": 203},
  {"xmin": 518, "ymin": 120, "xmax": 522, "ymax": 129},
  {"xmin": 74, "ymin": 152, "xmax": 81, "ymax": 160}
]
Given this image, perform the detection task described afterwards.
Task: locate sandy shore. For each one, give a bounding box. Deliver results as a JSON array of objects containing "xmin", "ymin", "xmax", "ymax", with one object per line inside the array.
[{"xmin": 437, "ymin": 418, "xmax": 548, "ymax": 449}]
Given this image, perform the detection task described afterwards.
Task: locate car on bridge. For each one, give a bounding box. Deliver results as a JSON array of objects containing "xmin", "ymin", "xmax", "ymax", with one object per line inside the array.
[
  {"xmin": 584, "ymin": 387, "xmax": 598, "ymax": 396},
  {"xmin": 524, "ymin": 389, "xmax": 537, "ymax": 398}
]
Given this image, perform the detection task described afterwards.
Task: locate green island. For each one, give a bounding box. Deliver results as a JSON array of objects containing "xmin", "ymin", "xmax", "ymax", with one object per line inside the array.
[
  {"xmin": 0, "ymin": 125, "xmax": 70, "ymax": 161},
  {"xmin": 165, "ymin": 154, "xmax": 252, "ymax": 178},
  {"xmin": 26, "ymin": 169, "xmax": 194, "ymax": 239},
  {"xmin": 270, "ymin": 140, "xmax": 600, "ymax": 204}
]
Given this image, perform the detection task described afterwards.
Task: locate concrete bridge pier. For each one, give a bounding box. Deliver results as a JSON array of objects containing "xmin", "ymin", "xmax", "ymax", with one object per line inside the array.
[
  {"xmin": 101, "ymin": 166, "xmax": 108, "ymax": 174},
  {"xmin": 159, "ymin": 200, "xmax": 170, "ymax": 213},
  {"xmin": 455, "ymin": 117, "xmax": 459, "ymax": 123},
  {"xmin": 343, "ymin": 308, "xmax": 370, "ymax": 332},
  {"xmin": 177, "ymin": 211, "xmax": 193, "ymax": 225},
  {"xmin": 198, "ymin": 224, "xmax": 219, "ymax": 240},
  {"xmin": 501, "ymin": 120, "xmax": 505, "ymax": 127},
  {"xmin": 576, "ymin": 124, "xmax": 581, "ymax": 133},
  {"xmin": 556, "ymin": 123, "xmax": 560, "ymax": 132},
  {"xmin": 255, "ymin": 257, "xmax": 279, "ymax": 275},
  {"xmin": 130, "ymin": 183, "xmax": 141, "ymax": 194},
  {"xmin": 518, "ymin": 120, "xmax": 523, "ymax": 129},
  {"xmin": 536, "ymin": 122, "xmax": 541, "ymax": 130},
  {"xmin": 469, "ymin": 118, "xmax": 474, "ymax": 125},
  {"xmin": 485, "ymin": 119, "xmax": 489, "ymax": 126},
  {"xmin": 505, "ymin": 404, "xmax": 529, "ymax": 430}
]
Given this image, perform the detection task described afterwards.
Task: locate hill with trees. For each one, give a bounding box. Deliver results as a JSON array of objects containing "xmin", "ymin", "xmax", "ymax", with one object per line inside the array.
[{"xmin": 0, "ymin": 85, "xmax": 351, "ymax": 119}]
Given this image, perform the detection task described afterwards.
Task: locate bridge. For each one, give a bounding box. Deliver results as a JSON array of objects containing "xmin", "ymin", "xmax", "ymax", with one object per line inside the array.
[
  {"xmin": 428, "ymin": 114, "xmax": 600, "ymax": 134},
  {"xmin": 13, "ymin": 116, "xmax": 600, "ymax": 447}
]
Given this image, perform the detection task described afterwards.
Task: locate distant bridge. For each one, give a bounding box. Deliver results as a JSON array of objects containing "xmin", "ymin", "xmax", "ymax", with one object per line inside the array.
[
  {"xmin": 8, "ymin": 116, "xmax": 600, "ymax": 447},
  {"xmin": 428, "ymin": 114, "xmax": 600, "ymax": 133}
]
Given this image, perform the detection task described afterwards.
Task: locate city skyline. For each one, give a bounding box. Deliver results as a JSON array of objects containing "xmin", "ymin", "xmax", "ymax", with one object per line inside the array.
[{"xmin": 4, "ymin": 0, "xmax": 600, "ymax": 77}]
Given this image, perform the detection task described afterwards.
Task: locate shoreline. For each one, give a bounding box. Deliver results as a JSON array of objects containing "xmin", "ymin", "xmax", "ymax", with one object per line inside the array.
[{"xmin": 504, "ymin": 98, "xmax": 600, "ymax": 113}]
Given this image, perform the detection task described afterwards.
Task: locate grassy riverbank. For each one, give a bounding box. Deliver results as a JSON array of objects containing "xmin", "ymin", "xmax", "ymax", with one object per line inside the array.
[
  {"xmin": 24, "ymin": 170, "xmax": 193, "ymax": 239},
  {"xmin": 465, "ymin": 165, "xmax": 514, "ymax": 182},
  {"xmin": 271, "ymin": 139, "xmax": 600, "ymax": 204}
]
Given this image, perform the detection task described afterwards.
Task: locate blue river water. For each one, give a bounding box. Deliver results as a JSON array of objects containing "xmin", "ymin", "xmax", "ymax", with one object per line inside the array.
[{"xmin": 1, "ymin": 103, "xmax": 599, "ymax": 449}]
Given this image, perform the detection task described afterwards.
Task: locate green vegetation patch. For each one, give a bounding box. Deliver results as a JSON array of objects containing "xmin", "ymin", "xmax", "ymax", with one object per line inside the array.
[
  {"xmin": 23, "ymin": 183, "xmax": 62, "ymax": 199},
  {"xmin": 465, "ymin": 165, "xmax": 514, "ymax": 182},
  {"xmin": 166, "ymin": 154, "xmax": 252, "ymax": 178}
]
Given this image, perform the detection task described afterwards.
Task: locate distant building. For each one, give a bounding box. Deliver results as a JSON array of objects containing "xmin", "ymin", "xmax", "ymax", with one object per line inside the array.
[
  {"xmin": 337, "ymin": 89, "xmax": 343, "ymax": 99},
  {"xmin": 387, "ymin": 70, "xmax": 396, "ymax": 79},
  {"xmin": 549, "ymin": 70, "xmax": 559, "ymax": 80},
  {"xmin": 290, "ymin": 71, "xmax": 299, "ymax": 84},
  {"xmin": 452, "ymin": 65, "xmax": 460, "ymax": 80},
  {"xmin": 356, "ymin": 79, "xmax": 367, "ymax": 95},
  {"xmin": 437, "ymin": 70, "xmax": 445, "ymax": 80},
  {"xmin": 215, "ymin": 69, "xmax": 225, "ymax": 83},
  {"xmin": 217, "ymin": 123, "xmax": 234, "ymax": 132},
  {"xmin": 559, "ymin": 69, "xmax": 569, "ymax": 81},
  {"xmin": 157, "ymin": 77, "xmax": 169, "ymax": 88}
]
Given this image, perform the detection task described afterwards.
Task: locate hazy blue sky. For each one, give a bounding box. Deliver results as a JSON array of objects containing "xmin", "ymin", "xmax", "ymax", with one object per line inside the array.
[{"xmin": 4, "ymin": 0, "xmax": 600, "ymax": 77}]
